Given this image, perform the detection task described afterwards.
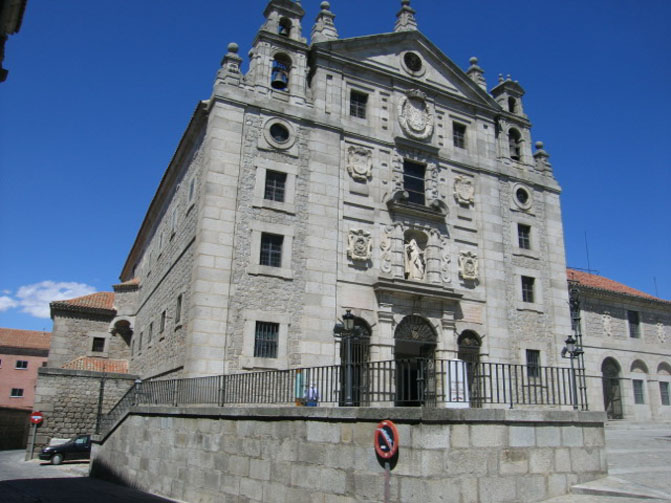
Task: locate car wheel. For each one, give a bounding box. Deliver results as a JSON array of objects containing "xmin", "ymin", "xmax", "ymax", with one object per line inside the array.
[{"xmin": 51, "ymin": 453, "xmax": 63, "ymax": 465}]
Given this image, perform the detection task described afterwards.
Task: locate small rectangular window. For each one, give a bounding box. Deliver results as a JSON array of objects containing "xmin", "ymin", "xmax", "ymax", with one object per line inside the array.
[
  {"xmin": 138, "ymin": 332, "xmax": 143, "ymax": 352},
  {"xmin": 15, "ymin": 360, "xmax": 28, "ymax": 369},
  {"xmin": 403, "ymin": 160, "xmax": 425, "ymax": 205},
  {"xmin": 526, "ymin": 349, "xmax": 541, "ymax": 378},
  {"xmin": 521, "ymin": 276, "xmax": 535, "ymax": 303},
  {"xmin": 10, "ymin": 388, "xmax": 24, "ymax": 398},
  {"xmin": 517, "ymin": 224, "xmax": 531, "ymax": 250},
  {"xmin": 254, "ymin": 321, "xmax": 279, "ymax": 358},
  {"xmin": 160, "ymin": 311, "xmax": 166, "ymax": 333},
  {"xmin": 91, "ymin": 337, "xmax": 105, "ymax": 353},
  {"xmin": 633, "ymin": 379, "xmax": 645, "ymax": 404},
  {"xmin": 350, "ymin": 91, "xmax": 368, "ymax": 119},
  {"xmin": 628, "ymin": 310, "xmax": 640, "ymax": 338},
  {"xmin": 189, "ymin": 177, "xmax": 196, "ymax": 203},
  {"xmin": 148, "ymin": 322, "xmax": 153, "ymax": 344},
  {"xmin": 453, "ymin": 122, "xmax": 466, "ymax": 149},
  {"xmin": 131, "ymin": 338, "xmax": 135, "ymax": 356},
  {"xmin": 660, "ymin": 382, "xmax": 670, "ymax": 406},
  {"xmin": 264, "ymin": 170, "xmax": 287, "ymax": 202},
  {"xmin": 175, "ymin": 294, "xmax": 183, "ymax": 325},
  {"xmin": 260, "ymin": 233, "xmax": 283, "ymax": 267}
]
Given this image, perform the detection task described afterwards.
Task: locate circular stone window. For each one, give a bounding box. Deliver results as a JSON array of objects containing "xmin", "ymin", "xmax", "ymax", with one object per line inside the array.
[
  {"xmin": 263, "ymin": 118, "xmax": 296, "ymax": 150},
  {"xmin": 401, "ymin": 51, "xmax": 426, "ymax": 77},
  {"xmin": 513, "ymin": 184, "xmax": 533, "ymax": 210}
]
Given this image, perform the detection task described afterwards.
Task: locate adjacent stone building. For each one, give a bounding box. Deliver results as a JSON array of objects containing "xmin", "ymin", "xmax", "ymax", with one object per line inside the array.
[
  {"xmin": 568, "ymin": 269, "xmax": 671, "ymax": 421},
  {"xmin": 98, "ymin": 0, "xmax": 572, "ymax": 386}
]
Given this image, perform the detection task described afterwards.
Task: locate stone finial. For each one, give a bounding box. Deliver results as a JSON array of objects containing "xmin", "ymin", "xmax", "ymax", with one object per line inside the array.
[
  {"xmin": 466, "ymin": 56, "xmax": 487, "ymax": 91},
  {"xmin": 220, "ymin": 42, "xmax": 243, "ymax": 74},
  {"xmin": 311, "ymin": 1, "xmax": 339, "ymax": 43},
  {"xmin": 498, "ymin": 73, "xmax": 504, "ymax": 84},
  {"xmin": 394, "ymin": 0, "xmax": 418, "ymax": 32},
  {"xmin": 533, "ymin": 141, "xmax": 553, "ymax": 174}
]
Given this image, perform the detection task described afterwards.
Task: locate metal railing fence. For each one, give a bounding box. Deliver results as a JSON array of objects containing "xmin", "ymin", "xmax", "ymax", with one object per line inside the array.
[{"xmin": 98, "ymin": 359, "xmax": 586, "ymax": 435}]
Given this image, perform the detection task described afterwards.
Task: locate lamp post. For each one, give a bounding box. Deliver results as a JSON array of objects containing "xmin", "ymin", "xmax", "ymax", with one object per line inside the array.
[
  {"xmin": 561, "ymin": 334, "xmax": 583, "ymax": 410},
  {"xmin": 334, "ymin": 309, "xmax": 356, "ymax": 406}
]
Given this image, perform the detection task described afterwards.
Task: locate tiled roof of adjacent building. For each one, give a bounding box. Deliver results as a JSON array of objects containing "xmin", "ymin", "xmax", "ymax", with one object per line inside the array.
[
  {"xmin": 0, "ymin": 328, "xmax": 51, "ymax": 350},
  {"xmin": 567, "ymin": 268, "xmax": 668, "ymax": 303},
  {"xmin": 62, "ymin": 356, "xmax": 128, "ymax": 374},
  {"xmin": 50, "ymin": 291, "xmax": 116, "ymax": 315}
]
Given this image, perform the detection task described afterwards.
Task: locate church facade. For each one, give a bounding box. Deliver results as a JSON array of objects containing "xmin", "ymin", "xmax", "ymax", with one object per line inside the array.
[{"xmin": 110, "ymin": 0, "xmax": 572, "ymax": 381}]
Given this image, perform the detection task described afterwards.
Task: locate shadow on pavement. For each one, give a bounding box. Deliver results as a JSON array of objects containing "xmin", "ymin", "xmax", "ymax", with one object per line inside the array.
[{"xmin": 0, "ymin": 477, "xmax": 176, "ymax": 503}]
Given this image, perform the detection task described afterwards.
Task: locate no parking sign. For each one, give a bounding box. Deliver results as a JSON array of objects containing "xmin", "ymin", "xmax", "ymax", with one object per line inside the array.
[{"xmin": 374, "ymin": 420, "xmax": 399, "ymax": 460}]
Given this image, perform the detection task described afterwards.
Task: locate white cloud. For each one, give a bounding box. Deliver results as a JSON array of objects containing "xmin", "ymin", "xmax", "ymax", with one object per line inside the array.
[
  {"xmin": 0, "ymin": 295, "xmax": 18, "ymax": 312},
  {"xmin": 8, "ymin": 281, "xmax": 98, "ymax": 319}
]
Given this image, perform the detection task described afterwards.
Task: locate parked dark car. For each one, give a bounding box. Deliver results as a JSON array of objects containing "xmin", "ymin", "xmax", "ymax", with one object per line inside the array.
[{"xmin": 39, "ymin": 434, "xmax": 91, "ymax": 465}]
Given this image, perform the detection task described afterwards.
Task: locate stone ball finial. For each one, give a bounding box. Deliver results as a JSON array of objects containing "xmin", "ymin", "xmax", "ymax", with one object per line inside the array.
[
  {"xmin": 469, "ymin": 56, "xmax": 478, "ymax": 65},
  {"xmin": 506, "ymin": 74, "xmax": 512, "ymax": 81},
  {"xmin": 535, "ymin": 141, "xmax": 544, "ymax": 150},
  {"xmin": 402, "ymin": 0, "xmax": 411, "ymax": 5},
  {"xmin": 228, "ymin": 42, "xmax": 239, "ymax": 54},
  {"xmin": 498, "ymin": 73, "xmax": 504, "ymax": 83},
  {"xmin": 320, "ymin": 1, "xmax": 330, "ymax": 10}
]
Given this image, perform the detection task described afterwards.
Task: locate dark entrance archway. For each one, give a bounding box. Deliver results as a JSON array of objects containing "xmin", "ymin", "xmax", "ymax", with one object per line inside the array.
[
  {"xmin": 458, "ymin": 330, "xmax": 482, "ymax": 407},
  {"xmin": 394, "ymin": 315, "xmax": 436, "ymax": 406},
  {"xmin": 602, "ymin": 357, "xmax": 623, "ymax": 419},
  {"xmin": 339, "ymin": 317, "xmax": 370, "ymax": 406}
]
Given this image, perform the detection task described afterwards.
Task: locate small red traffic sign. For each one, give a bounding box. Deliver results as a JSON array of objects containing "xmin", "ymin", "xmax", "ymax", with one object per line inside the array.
[
  {"xmin": 30, "ymin": 411, "xmax": 43, "ymax": 425},
  {"xmin": 374, "ymin": 420, "xmax": 399, "ymax": 459}
]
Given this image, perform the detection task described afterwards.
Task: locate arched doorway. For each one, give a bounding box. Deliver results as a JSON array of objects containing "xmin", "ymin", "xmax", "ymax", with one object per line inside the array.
[
  {"xmin": 458, "ymin": 330, "xmax": 482, "ymax": 407},
  {"xmin": 602, "ymin": 358, "xmax": 623, "ymax": 419},
  {"xmin": 394, "ymin": 315, "xmax": 436, "ymax": 406},
  {"xmin": 339, "ymin": 317, "xmax": 370, "ymax": 406}
]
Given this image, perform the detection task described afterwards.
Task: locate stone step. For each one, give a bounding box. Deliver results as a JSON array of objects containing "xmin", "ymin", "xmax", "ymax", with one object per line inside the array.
[{"xmin": 570, "ymin": 476, "xmax": 671, "ymax": 500}]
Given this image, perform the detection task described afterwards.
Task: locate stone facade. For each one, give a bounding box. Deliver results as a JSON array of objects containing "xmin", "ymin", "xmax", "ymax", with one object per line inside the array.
[
  {"xmin": 92, "ymin": 406, "xmax": 607, "ymax": 503},
  {"xmin": 568, "ymin": 269, "xmax": 671, "ymax": 421},
  {"xmin": 114, "ymin": 0, "xmax": 571, "ymax": 380},
  {"xmin": 32, "ymin": 367, "xmax": 137, "ymax": 452}
]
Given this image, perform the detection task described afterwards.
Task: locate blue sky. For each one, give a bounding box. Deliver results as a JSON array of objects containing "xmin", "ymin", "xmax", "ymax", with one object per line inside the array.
[{"xmin": 1, "ymin": 0, "xmax": 669, "ymax": 331}]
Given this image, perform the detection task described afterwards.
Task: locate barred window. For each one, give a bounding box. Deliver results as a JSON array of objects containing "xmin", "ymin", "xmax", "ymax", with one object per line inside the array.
[
  {"xmin": 15, "ymin": 360, "xmax": 28, "ymax": 369},
  {"xmin": 628, "ymin": 310, "xmax": 640, "ymax": 338},
  {"xmin": 633, "ymin": 379, "xmax": 645, "ymax": 404},
  {"xmin": 521, "ymin": 276, "xmax": 535, "ymax": 303},
  {"xmin": 518, "ymin": 224, "xmax": 531, "ymax": 250},
  {"xmin": 10, "ymin": 388, "xmax": 24, "ymax": 398},
  {"xmin": 526, "ymin": 349, "xmax": 540, "ymax": 378},
  {"xmin": 453, "ymin": 122, "xmax": 466, "ymax": 149},
  {"xmin": 660, "ymin": 382, "xmax": 670, "ymax": 406},
  {"xmin": 260, "ymin": 233, "xmax": 283, "ymax": 267},
  {"xmin": 264, "ymin": 170, "xmax": 287, "ymax": 202},
  {"xmin": 91, "ymin": 337, "xmax": 105, "ymax": 353},
  {"xmin": 403, "ymin": 160, "xmax": 425, "ymax": 205},
  {"xmin": 350, "ymin": 91, "xmax": 368, "ymax": 119},
  {"xmin": 254, "ymin": 321, "xmax": 279, "ymax": 358}
]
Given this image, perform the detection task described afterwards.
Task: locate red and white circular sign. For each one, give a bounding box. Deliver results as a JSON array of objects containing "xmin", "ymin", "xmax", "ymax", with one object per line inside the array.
[
  {"xmin": 374, "ymin": 420, "xmax": 399, "ymax": 459},
  {"xmin": 30, "ymin": 411, "xmax": 43, "ymax": 425}
]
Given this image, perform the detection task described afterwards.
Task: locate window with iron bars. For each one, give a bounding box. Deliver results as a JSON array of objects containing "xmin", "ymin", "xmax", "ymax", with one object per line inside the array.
[
  {"xmin": 403, "ymin": 160, "xmax": 425, "ymax": 205},
  {"xmin": 633, "ymin": 379, "xmax": 645, "ymax": 404},
  {"xmin": 260, "ymin": 233, "xmax": 283, "ymax": 267},
  {"xmin": 264, "ymin": 170, "xmax": 287, "ymax": 202},
  {"xmin": 350, "ymin": 91, "xmax": 368, "ymax": 119},
  {"xmin": 254, "ymin": 321, "xmax": 279, "ymax": 358},
  {"xmin": 517, "ymin": 223, "xmax": 531, "ymax": 250},
  {"xmin": 521, "ymin": 276, "xmax": 535, "ymax": 303},
  {"xmin": 628, "ymin": 310, "xmax": 640, "ymax": 338},
  {"xmin": 526, "ymin": 349, "xmax": 541, "ymax": 378},
  {"xmin": 660, "ymin": 382, "xmax": 670, "ymax": 406},
  {"xmin": 453, "ymin": 122, "xmax": 466, "ymax": 149}
]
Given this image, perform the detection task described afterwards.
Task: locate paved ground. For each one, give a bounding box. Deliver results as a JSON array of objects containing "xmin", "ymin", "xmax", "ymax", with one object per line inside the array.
[
  {"xmin": 1, "ymin": 422, "xmax": 670, "ymax": 502},
  {"xmin": 542, "ymin": 422, "xmax": 671, "ymax": 502}
]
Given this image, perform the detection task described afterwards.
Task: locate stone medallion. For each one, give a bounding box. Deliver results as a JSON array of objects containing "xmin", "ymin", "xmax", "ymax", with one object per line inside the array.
[{"xmin": 398, "ymin": 89, "xmax": 434, "ymax": 141}]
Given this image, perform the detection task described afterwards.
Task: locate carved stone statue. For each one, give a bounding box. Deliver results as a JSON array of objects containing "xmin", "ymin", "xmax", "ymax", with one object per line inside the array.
[
  {"xmin": 405, "ymin": 239, "xmax": 425, "ymax": 280},
  {"xmin": 347, "ymin": 229, "xmax": 372, "ymax": 262}
]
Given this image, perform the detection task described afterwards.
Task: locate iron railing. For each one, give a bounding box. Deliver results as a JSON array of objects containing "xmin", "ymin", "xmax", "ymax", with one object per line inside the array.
[{"xmin": 98, "ymin": 359, "xmax": 587, "ymax": 435}]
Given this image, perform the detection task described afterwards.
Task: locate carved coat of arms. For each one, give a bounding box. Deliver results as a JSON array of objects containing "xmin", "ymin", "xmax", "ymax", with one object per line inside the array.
[
  {"xmin": 346, "ymin": 146, "xmax": 373, "ymax": 182},
  {"xmin": 454, "ymin": 176, "xmax": 475, "ymax": 206},
  {"xmin": 347, "ymin": 229, "xmax": 372, "ymax": 262},
  {"xmin": 398, "ymin": 90, "xmax": 434, "ymax": 141},
  {"xmin": 458, "ymin": 251, "xmax": 479, "ymax": 281}
]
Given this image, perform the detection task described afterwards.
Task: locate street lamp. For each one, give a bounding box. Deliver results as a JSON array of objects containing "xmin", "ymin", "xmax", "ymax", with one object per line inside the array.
[
  {"xmin": 334, "ymin": 309, "xmax": 356, "ymax": 406},
  {"xmin": 561, "ymin": 334, "xmax": 584, "ymax": 410}
]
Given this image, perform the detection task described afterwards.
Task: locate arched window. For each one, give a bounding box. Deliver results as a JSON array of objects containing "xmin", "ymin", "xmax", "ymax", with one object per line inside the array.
[
  {"xmin": 271, "ymin": 54, "xmax": 292, "ymax": 91},
  {"xmin": 278, "ymin": 17, "xmax": 291, "ymax": 37},
  {"xmin": 508, "ymin": 128, "xmax": 522, "ymax": 161},
  {"xmin": 508, "ymin": 97, "xmax": 517, "ymax": 113}
]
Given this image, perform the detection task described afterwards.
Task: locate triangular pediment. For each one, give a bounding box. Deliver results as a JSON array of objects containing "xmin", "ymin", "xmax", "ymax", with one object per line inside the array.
[{"xmin": 313, "ymin": 31, "xmax": 499, "ymax": 109}]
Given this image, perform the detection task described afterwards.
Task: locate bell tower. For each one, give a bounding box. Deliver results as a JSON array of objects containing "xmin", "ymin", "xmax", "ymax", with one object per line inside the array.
[{"xmin": 247, "ymin": 0, "xmax": 309, "ymax": 102}]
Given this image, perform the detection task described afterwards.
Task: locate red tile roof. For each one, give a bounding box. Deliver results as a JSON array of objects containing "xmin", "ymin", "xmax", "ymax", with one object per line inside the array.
[
  {"xmin": 50, "ymin": 291, "xmax": 115, "ymax": 315},
  {"xmin": 567, "ymin": 268, "xmax": 667, "ymax": 303},
  {"xmin": 62, "ymin": 356, "xmax": 128, "ymax": 374},
  {"xmin": 0, "ymin": 328, "xmax": 51, "ymax": 350}
]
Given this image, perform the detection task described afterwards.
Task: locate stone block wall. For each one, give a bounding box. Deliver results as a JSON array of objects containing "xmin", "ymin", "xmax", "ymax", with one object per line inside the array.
[
  {"xmin": 92, "ymin": 406, "xmax": 606, "ymax": 503},
  {"xmin": 31, "ymin": 367, "xmax": 137, "ymax": 454}
]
